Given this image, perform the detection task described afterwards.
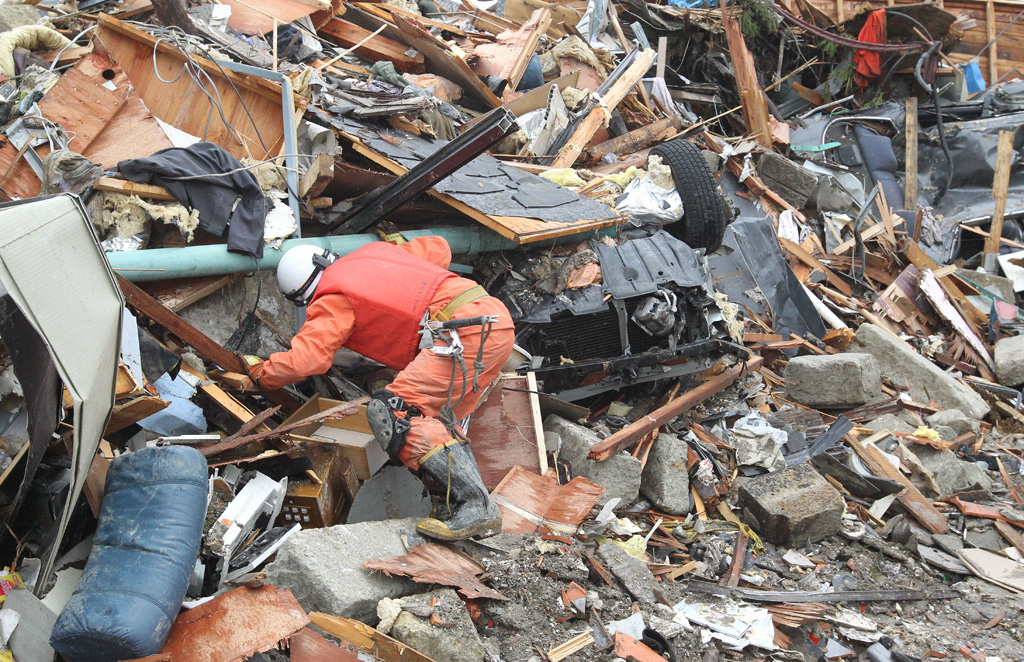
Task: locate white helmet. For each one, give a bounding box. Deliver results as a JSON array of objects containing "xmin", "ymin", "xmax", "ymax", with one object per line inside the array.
[{"xmin": 277, "ymin": 245, "xmax": 337, "ymax": 306}]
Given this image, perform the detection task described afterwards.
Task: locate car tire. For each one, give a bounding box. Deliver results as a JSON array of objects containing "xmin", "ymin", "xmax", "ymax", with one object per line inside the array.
[{"xmin": 649, "ymin": 138, "xmax": 729, "ymax": 253}]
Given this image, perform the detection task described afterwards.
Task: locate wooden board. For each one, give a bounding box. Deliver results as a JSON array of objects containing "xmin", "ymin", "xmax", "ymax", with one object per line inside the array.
[
  {"xmin": 0, "ymin": 52, "xmax": 173, "ymax": 200},
  {"xmin": 469, "ymin": 373, "xmax": 546, "ymax": 490},
  {"xmin": 721, "ymin": 1, "xmax": 771, "ymax": 147},
  {"xmin": 846, "ymin": 432, "xmax": 950, "ymax": 534},
  {"xmin": 471, "ymin": 8, "xmax": 552, "ymax": 91},
  {"xmin": 392, "ymin": 14, "xmax": 501, "ymax": 109},
  {"xmin": 310, "ymin": 612, "xmax": 438, "ymax": 662},
  {"xmin": 159, "ymin": 587, "xmax": 309, "ymax": 662},
  {"xmin": 96, "ymin": 13, "xmax": 302, "ymax": 161},
  {"xmin": 224, "ymin": 0, "xmax": 327, "ymax": 35},
  {"xmin": 105, "ymin": 396, "xmax": 171, "ymax": 435},
  {"xmin": 320, "ymin": 17, "xmax": 426, "ymax": 73},
  {"xmin": 491, "ymin": 466, "xmax": 604, "ymax": 534},
  {"xmin": 289, "ymin": 628, "xmax": 361, "ymax": 662}
]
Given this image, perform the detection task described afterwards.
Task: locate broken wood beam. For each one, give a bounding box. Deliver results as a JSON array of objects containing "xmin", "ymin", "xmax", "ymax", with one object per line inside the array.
[
  {"xmin": 309, "ymin": 612, "xmax": 438, "ymax": 662},
  {"xmin": 199, "ymin": 397, "xmax": 369, "ymax": 457},
  {"xmin": 846, "ymin": 431, "xmax": 950, "ymax": 534},
  {"xmin": 983, "ymin": 130, "xmax": 1015, "ymax": 270},
  {"xmin": 551, "ymin": 48, "xmax": 656, "ymax": 168},
  {"xmin": 587, "ymin": 116, "xmax": 683, "ymax": 162},
  {"xmin": 320, "ymin": 17, "xmax": 426, "ymax": 72},
  {"xmin": 721, "ymin": 0, "xmax": 771, "ymax": 147},
  {"xmin": 115, "ymin": 273, "xmax": 302, "ymax": 412},
  {"xmin": 588, "ymin": 357, "xmax": 763, "ymax": 461},
  {"xmin": 471, "ymin": 8, "xmax": 551, "ymax": 91},
  {"xmin": 904, "ymin": 96, "xmax": 918, "ymax": 210},
  {"xmin": 94, "ymin": 176, "xmax": 177, "ymax": 201}
]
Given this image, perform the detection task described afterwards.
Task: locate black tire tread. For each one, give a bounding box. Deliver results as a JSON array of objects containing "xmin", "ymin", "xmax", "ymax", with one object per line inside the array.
[{"xmin": 649, "ymin": 138, "xmax": 728, "ymax": 252}]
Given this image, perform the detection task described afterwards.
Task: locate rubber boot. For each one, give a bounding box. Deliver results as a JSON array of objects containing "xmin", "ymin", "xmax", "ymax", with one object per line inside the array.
[{"xmin": 416, "ymin": 442, "xmax": 502, "ymax": 541}]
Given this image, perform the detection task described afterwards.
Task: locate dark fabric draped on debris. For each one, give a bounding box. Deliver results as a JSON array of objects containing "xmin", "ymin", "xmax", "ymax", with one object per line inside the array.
[{"xmin": 118, "ymin": 142, "xmax": 268, "ymax": 257}]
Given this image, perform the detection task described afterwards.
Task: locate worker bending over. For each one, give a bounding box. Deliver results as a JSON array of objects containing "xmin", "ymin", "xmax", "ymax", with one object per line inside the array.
[{"xmin": 248, "ymin": 236, "xmax": 515, "ymax": 541}]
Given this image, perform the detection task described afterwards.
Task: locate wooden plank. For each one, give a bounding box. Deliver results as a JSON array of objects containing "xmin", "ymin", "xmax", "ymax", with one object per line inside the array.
[
  {"xmin": 471, "ymin": 8, "xmax": 551, "ymax": 91},
  {"xmin": 846, "ymin": 432, "xmax": 950, "ymax": 534},
  {"xmin": 392, "ymin": 14, "xmax": 501, "ymax": 109},
  {"xmin": 290, "ymin": 628, "xmax": 361, "ymax": 662},
  {"xmin": 778, "ymin": 236, "xmax": 852, "ymax": 296},
  {"xmin": 722, "ymin": 1, "xmax": 771, "ymax": 147},
  {"xmin": 587, "ymin": 116, "xmax": 683, "ymax": 162},
  {"xmin": 588, "ymin": 357, "xmax": 765, "ymax": 461},
  {"xmin": 223, "ymin": 0, "xmax": 327, "ymax": 35},
  {"xmin": 987, "ymin": 0, "xmax": 998, "ymax": 85},
  {"xmin": 551, "ymin": 48, "xmax": 656, "ymax": 168},
  {"xmin": 38, "ymin": 44, "xmax": 94, "ymax": 67},
  {"xmin": 94, "ymin": 176, "xmax": 177, "ymax": 201},
  {"xmin": 657, "ymin": 36, "xmax": 667, "ymax": 79},
  {"xmin": 469, "ymin": 374, "xmax": 546, "ymax": 489},
  {"xmin": 984, "ymin": 130, "xmax": 1015, "ymax": 261},
  {"xmin": 105, "ymin": 396, "xmax": 171, "ymax": 435},
  {"xmin": 995, "ymin": 520, "xmax": 1024, "ymax": 556},
  {"xmin": 354, "ymin": 2, "xmax": 466, "ymax": 35},
  {"xmin": 146, "ymin": 274, "xmax": 240, "ymax": 312},
  {"xmin": 298, "ymin": 153, "xmax": 335, "ymax": 199},
  {"xmin": 905, "ymin": 96, "xmax": 918, "ymax": 209},
  {"xmin": 310, "ymin": 612, "xmax": 439, "ymax": 662},
  {"xmin": 320, "ymin": 17, "xmax": 426, "ymax": 73}
]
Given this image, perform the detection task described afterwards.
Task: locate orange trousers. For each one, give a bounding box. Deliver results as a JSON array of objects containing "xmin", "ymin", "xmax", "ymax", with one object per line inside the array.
[{"xmin": 392, "ymin": 296, "xmax": 515, "ymax": 470}]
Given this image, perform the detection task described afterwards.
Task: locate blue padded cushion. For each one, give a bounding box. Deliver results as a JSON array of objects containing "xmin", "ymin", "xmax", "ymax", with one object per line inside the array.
[{"xmin": 50, "ymin": 446, "xmax": 208, "ymax": 662}]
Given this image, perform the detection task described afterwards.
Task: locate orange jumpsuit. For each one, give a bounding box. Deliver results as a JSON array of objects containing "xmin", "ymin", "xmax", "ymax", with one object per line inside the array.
[{"xmin": 253, "ymin": 237, "xmax": 515, "ymax": 469}]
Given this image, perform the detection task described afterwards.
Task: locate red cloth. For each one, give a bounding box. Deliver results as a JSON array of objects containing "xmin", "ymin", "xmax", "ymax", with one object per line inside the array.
[{"xmin": 855, "ymin": 9, "xmax": 886, "ymax": 89}]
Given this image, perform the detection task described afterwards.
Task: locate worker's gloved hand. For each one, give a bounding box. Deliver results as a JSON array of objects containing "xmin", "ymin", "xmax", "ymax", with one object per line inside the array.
[{"xmin": 237, "ymin": 354, "xmax": 264, "ymax": 391}]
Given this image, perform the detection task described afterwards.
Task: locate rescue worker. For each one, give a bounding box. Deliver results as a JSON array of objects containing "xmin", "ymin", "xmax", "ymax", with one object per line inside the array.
[{"xmin": 246, "ymin": 236, "xmax": 515, "ymax": 541}]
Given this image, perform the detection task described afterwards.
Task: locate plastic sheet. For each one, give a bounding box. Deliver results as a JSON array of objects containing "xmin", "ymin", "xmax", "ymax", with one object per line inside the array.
[{"xmin": 615, "ymin": 176, "xmax": 683, "ymax": 225}]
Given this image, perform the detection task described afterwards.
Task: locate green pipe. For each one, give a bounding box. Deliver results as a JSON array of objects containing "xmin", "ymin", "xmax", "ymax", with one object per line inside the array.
[{"xmin": 107, "ymin": 226, "xmax": 612, "ymax": 282}]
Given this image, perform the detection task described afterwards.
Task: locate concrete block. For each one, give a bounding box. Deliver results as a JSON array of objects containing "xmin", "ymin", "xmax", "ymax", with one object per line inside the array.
[
  {"xmin": 640, "ymin": 433, "xmax": 694, "ymax": 515},
  {"xmin": 958, "ymin": 269, "xmax": 1016, "ymax": 303},
  {"xmin": 785, "ymin": 353, "xmax": 881, "ymax": 408},
  {"xmin": 545, "ymin": 414, "xmax": 641, "ymax": 507},
  {"xmin": 995, "ymin": 335, "xmax": 1024, "ymax": 387},
  {"xmin": 347, "ymin": 465, "xmax": 431, "ymax": 524},
  {"xmin": 925, "ymin": 409, "xmax": 981, "ymax": 438},
  {"xmin": 849, "ymin": 324, "xmax": 989, "ymax": 418},
  {"xmin": 912, "ymin": 445, "xmax": 992, "ymax": 498},
  {"xmin": 736, "ymin": 463, "xmax": 844, "ymax": 547},
  {"xmin": 391, "ymin": 589, "xmax": 486, "ymax": 662},
  {"xmin": 265, "ymin": 518, "xmax": 421, "ymax": 623}
]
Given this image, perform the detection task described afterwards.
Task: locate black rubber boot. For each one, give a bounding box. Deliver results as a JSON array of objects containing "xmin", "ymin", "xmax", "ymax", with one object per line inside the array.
[{"xmin": 416, "ymin": 442, "xmax": 502, "ymax": 541}]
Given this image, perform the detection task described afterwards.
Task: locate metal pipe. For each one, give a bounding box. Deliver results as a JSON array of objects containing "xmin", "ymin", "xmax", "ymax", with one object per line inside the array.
[{"xmin": 106, "ymin": 226, "xmax": 611, "ymax": 282}]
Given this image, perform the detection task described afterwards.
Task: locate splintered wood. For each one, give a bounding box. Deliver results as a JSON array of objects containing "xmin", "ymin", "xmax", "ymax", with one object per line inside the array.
[
  {"xmin": 491, "ymin": 466, "xmax": 604, "ymax": 534},
  {"xmin": 363, "ymin": 543, "xmax": 508, "ymax": 600},
  {"xmin": 471, "ymin": 8, "xmax": 552, "ymax": 92},
  {"xmin": 158, "ymin": 587, "xmax": 309, "ymax": 662}
]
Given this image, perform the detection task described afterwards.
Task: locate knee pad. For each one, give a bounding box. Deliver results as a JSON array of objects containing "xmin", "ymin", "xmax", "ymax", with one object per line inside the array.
[{"xmin": 367, "ymin": 390, "xmax": 415, "ymax": 464}]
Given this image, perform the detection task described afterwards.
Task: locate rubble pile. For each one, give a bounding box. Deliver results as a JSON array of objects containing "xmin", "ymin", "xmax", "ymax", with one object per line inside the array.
[{"xmin": 0, "ymin": 0, "xmax": 1022, "ymax": 659}]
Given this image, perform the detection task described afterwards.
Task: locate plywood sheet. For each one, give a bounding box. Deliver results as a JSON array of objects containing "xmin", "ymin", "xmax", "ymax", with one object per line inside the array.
[
  {"xmin": 96, "ymin": 13, "xmax": 299, "ymax": 161},
  {"xmin": 363, "ymin": 543, "xmax": 508, "ymax": 600},
  {"xmin": 491, "ymin": 466, "xmax": 604, "ymax": 534},
  {"xmin": 160, "ymin": 586, "xmax": 309, "ymax": 662},
  {"xmin": 223, "ymin": 0, "xmax": 323, "ymax": 35},
  {"xmin": 470, "ymin": 374, "xmax": 545, "ymax": 490}
]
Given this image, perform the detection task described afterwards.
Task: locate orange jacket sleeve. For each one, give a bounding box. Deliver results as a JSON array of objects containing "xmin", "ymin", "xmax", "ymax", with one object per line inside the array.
[
  {"xmin": 400, "ymin": 236, "xmax": 451, "ymax": 269},
  {"xmin": 254, "ymin": 293, "xmax": 355, "ymax": 389}
]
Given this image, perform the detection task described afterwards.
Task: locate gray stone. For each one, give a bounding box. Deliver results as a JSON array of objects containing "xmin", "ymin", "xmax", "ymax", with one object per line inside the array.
[
  {"xmin": 848, "ymin": 324, "xmax": 989, "ymax": 418},
  {"xmin": 966, "ymin": 525, "xmax": 1004, "ymax": 553},
  {"xmin": 180, "ymin": 271, "xmax": 296, "ymax": 358},
  {"xmin": 596, "ymin": 541, "xmax": 656, "ymax": 604},
  {"xmin": 0, "ymin": 6, "xmax": 42, "ymax": 33},
  {"xmin": 640, "ymin": 433, "xmax": 694, "ymax": 515},
  {"xmin": 912, "ymin": 445, "xmax": 993, "ymax": 497},
  {"xmin": 925, "ymin": 409, "xmax": 982, "ymax": 437},
  {"xmin": 736, "ymin": 463, "xmax": 845, "ymax": 547},
  {"xmin": 347, "ymin": 465, "xmax": 431, "ymax": 524},
  {"xmin": 995, "ymin": 335, "xmax": 1024, "ymax": 387},
  {"xmin": 391, "ymin": 589, "xmax": 486, "ymax": 662},
  {"xmin": 864, "ymin": 413, "xmax": 916, "ymax": 435},
  {"xmin": 958, "ymin": 268, "xmax": 1016, "ymax": 303},
  {"xmin": 933, "ymin": 425, "xmax": 958, "ymax": 442},
  {"xmin": 546, "ymin": 414, "xmax": 641, "ymax": 506},
  {"xmin": 784, "ymin": 353, "xmax": 881, "ymax": 408},
  {"xmin": 265, "ymin": 518, "xmax": 421, "ymax": 623}
]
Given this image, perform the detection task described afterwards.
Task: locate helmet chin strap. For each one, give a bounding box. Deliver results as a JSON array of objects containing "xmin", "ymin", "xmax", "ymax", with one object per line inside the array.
[{"xmin": 284, "ymin": 249, "xmax": 335, "ymax": 305}]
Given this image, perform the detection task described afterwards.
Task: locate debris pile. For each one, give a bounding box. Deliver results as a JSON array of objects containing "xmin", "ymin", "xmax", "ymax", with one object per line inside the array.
[{"xmin": 0, "ymin": 0, "xmax": 1022, "ymax": 660}]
